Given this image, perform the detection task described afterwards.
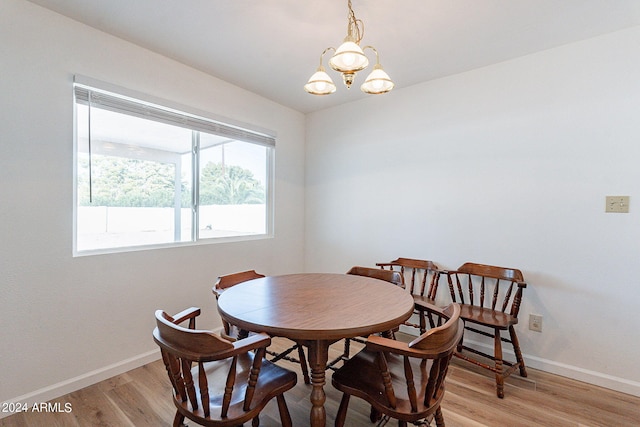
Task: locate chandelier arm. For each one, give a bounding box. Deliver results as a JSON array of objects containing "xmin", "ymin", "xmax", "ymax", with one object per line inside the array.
[
  {"xmin": 361, "ymin": 45, "xmax": 380, "ymax": 64},
  {"xmin": 319, "ymin": 47, "xmax": 336, "ymax": 66}
]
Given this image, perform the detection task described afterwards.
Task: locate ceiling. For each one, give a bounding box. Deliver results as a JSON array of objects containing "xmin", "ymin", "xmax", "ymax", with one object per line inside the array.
[{"xmin": 27, "ymin": 0, "xmax": 640, "ymax": 114}]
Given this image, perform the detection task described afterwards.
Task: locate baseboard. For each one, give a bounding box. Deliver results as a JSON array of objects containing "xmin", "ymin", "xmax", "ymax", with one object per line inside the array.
[
  {"xmin": 524, "ymin": 353, "xmax": 640, "ymax": 397},
  {"xmin": 455, "ymin": 334, "xmax": 640, "ymax": 397},
  {"xmin": 0, "ymin": 349, "xmax": 161, "ymax": 420}
]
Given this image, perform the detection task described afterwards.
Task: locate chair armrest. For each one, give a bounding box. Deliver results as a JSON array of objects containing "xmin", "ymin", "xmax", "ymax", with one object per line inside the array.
[
  {"xmin": 414, "ymin": 300, "xmax": 459, "ymax": 322},
  {"xmin": 413, "ymin": 300, "xmax": 446, "ymax": 315},
  {"xmin": 212, "ymin": 286, "xmax": 223, "ymax": 299},
  {"xmin": 170, "ymin": 307, "xmax": 201, "ymax": 328},
  {"xmin": 198, "ymin": 332, "xmax": 271, "ymax": 361},
  {"xmin": 233, "ymin": 332, "xmax": 271, "ymax": 352},
  {"xmin": 365, "ymin": 335, "xmax": 437, "ymax": 358},
  {"xmin": 367, "ymin": 335, "xmax": 454, "ymax": 358}
]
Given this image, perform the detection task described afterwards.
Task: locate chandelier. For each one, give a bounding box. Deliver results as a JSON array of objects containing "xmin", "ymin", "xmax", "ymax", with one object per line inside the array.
[{"xmin": 304, "ymin": 0, "xmax": 394, "ymax": 96}]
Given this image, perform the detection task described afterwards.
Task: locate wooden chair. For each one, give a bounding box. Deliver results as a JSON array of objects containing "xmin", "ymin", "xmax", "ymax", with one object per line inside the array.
[
  {"xmin": 213, "ymin": 270, "xmax": 310, "ymax": 384},
  {"xmin": 377, "ymin": 257, "xmax": 441, "ymax": 334},
  {"xmin": 326, "ymin": 266, "xmax": 404, "ymax": 370},
  {"xmin": 442, "ymin": 262, "xmax": 528, "ymax": 398},
  {"xmin": 153, "ymin": 307, "xmax": 297, "ymax": 427},
  {"xmin": 332, "ymin": 303, "xmax": 463, "ymax": 427}
]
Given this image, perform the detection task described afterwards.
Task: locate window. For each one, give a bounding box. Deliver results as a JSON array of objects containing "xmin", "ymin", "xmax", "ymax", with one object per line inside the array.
[{"xmin": 73, "ymin": 79, "xmax": 274, "ymax": 255}]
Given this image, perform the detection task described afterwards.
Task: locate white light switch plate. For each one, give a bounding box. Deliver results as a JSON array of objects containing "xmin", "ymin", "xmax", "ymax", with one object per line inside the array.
[{"xmin": 605, "ymin": 196, "xmax": 629, "ymax": 213}]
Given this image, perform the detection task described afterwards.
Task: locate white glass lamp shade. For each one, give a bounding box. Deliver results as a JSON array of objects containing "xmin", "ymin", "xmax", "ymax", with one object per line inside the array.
[
  {"xmin": 360, "ymin": 64, "xmax": 394, "ymax": 94},
  {"xmin": 304, "ymin": 67, "xmax": 337, "ymax": 95},
  {"xmin": 329, "ymin": 39, "xmax": 369, "ymax": 73}
]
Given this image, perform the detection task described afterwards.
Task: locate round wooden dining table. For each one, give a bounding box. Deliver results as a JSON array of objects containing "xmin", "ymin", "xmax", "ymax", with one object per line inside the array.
[{"xmin": 216, "ymin": 273, "xmax": 414, "ymax": 427}]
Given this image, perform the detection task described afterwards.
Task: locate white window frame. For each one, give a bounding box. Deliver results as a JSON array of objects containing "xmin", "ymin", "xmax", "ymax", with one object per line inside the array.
[{"xmin": 73, "ymin": 76, "xmax": 275, "ymax": 256}]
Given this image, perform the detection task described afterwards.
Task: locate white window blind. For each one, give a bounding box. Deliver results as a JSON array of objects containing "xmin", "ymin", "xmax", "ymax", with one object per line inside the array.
[{"xmin": 73, "ymin": 83, "xmax": 275, "ymax": 148}]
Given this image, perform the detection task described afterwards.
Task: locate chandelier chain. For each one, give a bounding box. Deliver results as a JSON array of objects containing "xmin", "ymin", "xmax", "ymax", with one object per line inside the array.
[{"xmin": 347, "ymin": 0, "xmax": 365, "ymax": 44}]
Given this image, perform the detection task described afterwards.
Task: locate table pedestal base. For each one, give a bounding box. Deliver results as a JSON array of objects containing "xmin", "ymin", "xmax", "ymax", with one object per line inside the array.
[{"xmin": 304, "ymin": 339, "xmax": 331, "ymax": 427}]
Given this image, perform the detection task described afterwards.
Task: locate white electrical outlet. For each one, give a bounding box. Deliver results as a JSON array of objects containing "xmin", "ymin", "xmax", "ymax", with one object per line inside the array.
[{"xmin": 529, "ymin": 314, "xmax": 542, "ymax": 332}]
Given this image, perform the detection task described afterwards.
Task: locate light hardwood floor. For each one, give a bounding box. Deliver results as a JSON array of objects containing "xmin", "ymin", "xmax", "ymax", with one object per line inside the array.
[{"xmin": 2, "ymin": 336, "xmax": 639, "ymax": 426}]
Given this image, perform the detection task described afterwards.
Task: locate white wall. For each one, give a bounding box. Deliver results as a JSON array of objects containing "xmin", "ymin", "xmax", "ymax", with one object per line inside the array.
[
  {"xmin": 0, "ymin": 0, "xmax": 305, "ymax": 407},
  {"xmin": 3, "ymin": 0, "xmax": 639, "ymax": 409},
  {"xmin": 306, "ymin": 26, "xmax": 640, "ymax": 396}
]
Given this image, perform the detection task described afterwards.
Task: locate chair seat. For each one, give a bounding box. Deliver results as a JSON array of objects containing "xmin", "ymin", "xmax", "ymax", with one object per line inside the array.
[
  {"xmin": 332, "ymin": 349, "xmax": 441, "ymax": 421},
  {"xmin": 178, "ymin": 353, "xmax": 297, "ymax": 425},
  {"xmin": 458, "ymin": 304, "xmax": 518, "ymax": 329},
  {"xmin": 413, "ymin": 295, "xmax": 435, "ymax": 306}
]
